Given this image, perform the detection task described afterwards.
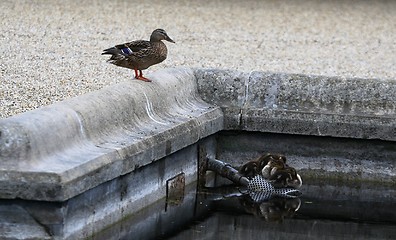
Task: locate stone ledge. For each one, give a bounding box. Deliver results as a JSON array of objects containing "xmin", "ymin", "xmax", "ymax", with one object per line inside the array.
[
  {"xmin": 1, "ymin": 67, "xmax": 395, "ymax": 201},
  {"xmin": 195, "ymin": 68, "xmax": 396, "ymax": 141},
  {"xmin": 0, "ymin": 68, "xmax": 223, "ymax": 201}
]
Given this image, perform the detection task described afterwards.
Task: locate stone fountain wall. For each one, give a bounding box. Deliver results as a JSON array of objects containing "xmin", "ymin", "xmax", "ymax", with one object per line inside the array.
[{"xmin": 0, "ymin": 68, "xmax": 395, "ymax": 239}]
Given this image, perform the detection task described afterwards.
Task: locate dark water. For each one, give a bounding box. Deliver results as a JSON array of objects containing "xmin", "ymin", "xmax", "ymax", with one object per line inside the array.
[{"xmin": 93, "ymin": 181, "xmax": 396, "ymax": 240}]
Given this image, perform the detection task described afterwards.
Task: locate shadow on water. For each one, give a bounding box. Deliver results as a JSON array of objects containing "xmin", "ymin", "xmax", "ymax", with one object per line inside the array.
[{"xmin": 92, "ymin": 180, "xmax": 396, "ymax": 240}]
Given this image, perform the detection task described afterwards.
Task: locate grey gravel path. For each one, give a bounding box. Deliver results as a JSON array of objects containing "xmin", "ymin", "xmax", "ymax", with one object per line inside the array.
[{"xmin": 1, "ymin": 0, "xmax": 395, "ymax": 118}]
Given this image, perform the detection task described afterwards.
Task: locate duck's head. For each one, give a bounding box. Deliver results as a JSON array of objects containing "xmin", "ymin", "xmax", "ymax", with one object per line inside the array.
[{"xmin": 150, "ymin": 29, "xmax": 175, "ymax": 43}]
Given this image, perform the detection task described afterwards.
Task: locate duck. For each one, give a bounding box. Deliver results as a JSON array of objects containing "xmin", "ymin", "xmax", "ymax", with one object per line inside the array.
[{"xmin": 102, "ymin": 29, "xmax": 175, "ymax": 82}]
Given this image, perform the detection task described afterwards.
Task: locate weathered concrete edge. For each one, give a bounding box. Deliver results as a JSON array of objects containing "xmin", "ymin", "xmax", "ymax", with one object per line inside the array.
[
  {"xmin": 194, "ymin": 68, "xmax": 396, "ymax": 141},
  {"xmin": 1, "ymin": 67, "xmax": 395, "ymax": 201},
  {"xmin": 0, "ymin": 67, "xmax": 224, "ymax": 201}
]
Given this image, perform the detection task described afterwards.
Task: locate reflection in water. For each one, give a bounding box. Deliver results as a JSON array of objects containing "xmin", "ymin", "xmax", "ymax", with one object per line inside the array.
[
  {"xmin": 93, "ymin": 182, "xmax": 396, "ymax": 240},
  {"xmin": 240, "ymin": 196, "xmax": 301, "ymax": 222},
  {"xmin": 168, "ymin": 211, "xmax": 396, "ymax": 240}
]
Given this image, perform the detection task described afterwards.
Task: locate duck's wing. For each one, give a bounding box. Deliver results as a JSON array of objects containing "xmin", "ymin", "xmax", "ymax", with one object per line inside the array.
[{"xmin": 114, "ymin": 40, "xmax": 152, "ymax": 56}]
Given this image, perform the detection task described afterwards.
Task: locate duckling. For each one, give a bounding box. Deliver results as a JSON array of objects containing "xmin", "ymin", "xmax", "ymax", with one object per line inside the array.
[
  {"xmin": 255, "ymin": 153, "xmax": 280, "ymax": 171},
  {"xmin": 269, "ymin": 166, "xmax": 302, "ymax": 189},
  {"xmin": 261, "ymin": 154, "xmax": 287, "ymax": 179},
  {"xmin": 239, "ymin": 161, "xmax": 259, "ymax": 178},
  {"xmin": 239, "ymin": 153, "xmax": 286, "ymax": 178},
  {"xmin": 239, "ymin": 153, "xmax": 271, "ymax": 178},
  {"xmin": 102, "ymin": 29, "xmax": 175, "ymax": 82}
]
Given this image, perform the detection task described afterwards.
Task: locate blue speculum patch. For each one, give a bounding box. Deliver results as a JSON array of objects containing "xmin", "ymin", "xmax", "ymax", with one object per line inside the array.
[{"xmin": 121, "ymin": 47, "xmax": 132, "ymax": 55}]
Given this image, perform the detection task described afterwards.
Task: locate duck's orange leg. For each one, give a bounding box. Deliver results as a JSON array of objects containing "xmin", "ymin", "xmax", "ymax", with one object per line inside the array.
[
  {"xmin": 133, "ymin": 68, "xmax": 139, "ymax": 79},
  {"xmin": 134, "ymin": 69, "xmax": 151, "ymax": 82}
]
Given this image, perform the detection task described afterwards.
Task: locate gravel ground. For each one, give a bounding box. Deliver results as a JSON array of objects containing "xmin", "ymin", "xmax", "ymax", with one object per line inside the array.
[{"xmin": 1, "ymin": 0, "xmax": 395, "ymax": 118}]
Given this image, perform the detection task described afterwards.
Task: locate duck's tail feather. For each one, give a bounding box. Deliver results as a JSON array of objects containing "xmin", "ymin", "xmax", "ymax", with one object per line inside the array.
[
  {"xmin": 102, "ymin": 47, "xmax": 129, "ymax": 62},
  {"xmin": 101, "ymin": 47, "xmax": 119, "ymax": 56}
]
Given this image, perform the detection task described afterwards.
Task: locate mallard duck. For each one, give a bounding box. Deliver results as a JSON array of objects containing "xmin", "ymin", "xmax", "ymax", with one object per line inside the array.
[{"xmin": 102, "ymin": 29, "xmax": 175, "ymax": 82}]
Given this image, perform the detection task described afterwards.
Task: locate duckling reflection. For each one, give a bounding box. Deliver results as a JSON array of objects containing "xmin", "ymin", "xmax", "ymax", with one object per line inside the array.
[{"xmin": 240, "ymin": 196, "xmax": 301, "ymax": 222}]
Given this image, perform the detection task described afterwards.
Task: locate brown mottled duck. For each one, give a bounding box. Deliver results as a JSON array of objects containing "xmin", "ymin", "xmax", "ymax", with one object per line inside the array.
[{"xmin": 102, "ymin": 29, "xmax": 175, "ymax": 82}]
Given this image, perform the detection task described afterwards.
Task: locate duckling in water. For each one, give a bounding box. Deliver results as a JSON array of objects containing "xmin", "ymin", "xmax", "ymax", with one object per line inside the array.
[
  {"xmin": 239, "ymin": 161, "xmax": 260, "ymax": 178},
  {"xmin": 268, "ymin": 166, "xmax": 302, "ymax": 189},
  {"xmin": 261, "ymin": 154, "xmax": 287, "ymax": 179},
  {"xmin": 239, "ymin": 153, "xmax": 286, "ymax": 178},
  {"xmin": 239, "ymin": 153, "xmax": 302, "ymax": 188},
  {"xmin": 261, "ymin": 154, "xmax": 302, "ymax": 188}
]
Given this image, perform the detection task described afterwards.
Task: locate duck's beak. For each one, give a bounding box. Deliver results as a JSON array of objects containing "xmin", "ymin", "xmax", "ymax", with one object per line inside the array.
[{"xmin": 166, "ymin": 36, "xmax": 175, "ymax": 43}]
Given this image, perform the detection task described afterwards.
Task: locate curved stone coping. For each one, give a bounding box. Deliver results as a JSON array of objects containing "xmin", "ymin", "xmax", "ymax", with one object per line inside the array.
[
  {"xmin": 195, "ymin": 69, "xmax": 395, "ymax": 141},
  {"xmin": 0, "ymin": 68, "xmax": 223, "ymax": 201},
  {"xmin": 1, "ymin": 67, "xmax": 395, "ymax": 201}
]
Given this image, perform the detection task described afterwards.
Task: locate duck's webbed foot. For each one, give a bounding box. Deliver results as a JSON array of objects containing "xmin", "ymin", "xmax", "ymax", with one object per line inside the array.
[
  {"xmin": 134, "ymin": 69, "xmax": 152, "ymax": 82},
  {"xmin": 136, "ymin": 75, "xmax": 152, "ymax": 82}
]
